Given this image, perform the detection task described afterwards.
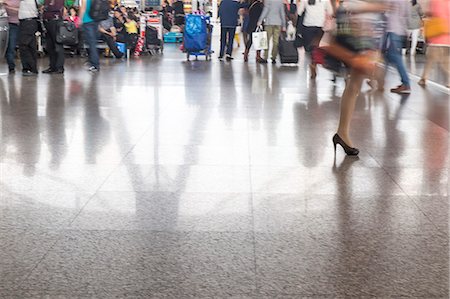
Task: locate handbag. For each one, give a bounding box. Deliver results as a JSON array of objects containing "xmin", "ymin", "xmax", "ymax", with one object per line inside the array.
[
  {"xmin": 424, "ymin": 17, "xmax": 449, "ymax": 39},
  {"xmin": 252, "ymin": 26, "xmax": 268, "ymax": 50},
  {"xmin": 33, "ymin": 0, "xmax": 47, "ymax": 36},
  {"xmin": 56, "ymin": 20, "xmax": 79, "ymax": 45},
  {"xmin": 320, "ymin": 42, "xmax": 377, "ymax": 76}
]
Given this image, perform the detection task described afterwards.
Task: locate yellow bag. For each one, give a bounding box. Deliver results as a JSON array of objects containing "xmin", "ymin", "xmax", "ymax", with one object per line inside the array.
[{"xmin": 424, "ymin": 17, "xmax": 450, "ymax": 39}]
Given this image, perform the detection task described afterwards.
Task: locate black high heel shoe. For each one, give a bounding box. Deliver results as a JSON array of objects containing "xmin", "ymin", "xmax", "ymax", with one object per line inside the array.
[{"xmin": 333, "ymin": 134, "xmax": 359, "ymax": 156}]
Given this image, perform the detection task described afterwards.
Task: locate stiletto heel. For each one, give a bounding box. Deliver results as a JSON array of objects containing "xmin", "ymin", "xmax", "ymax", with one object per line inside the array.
[{"xmin": 332, "ymin": 134, "xmax": 359, "ymax": 156}]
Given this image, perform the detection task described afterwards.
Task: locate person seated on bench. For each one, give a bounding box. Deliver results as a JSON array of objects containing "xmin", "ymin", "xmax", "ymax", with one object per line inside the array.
[
  {"xmin": 99, "ymin": 16, "xmax": 125, "ymax": 58},
  {"xmin": 113, "ymin": 9, "xmax": 128, "ymax": 44}
]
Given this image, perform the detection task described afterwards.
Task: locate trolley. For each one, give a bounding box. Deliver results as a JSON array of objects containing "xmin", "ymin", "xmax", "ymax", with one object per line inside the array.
[
  {"xmin": 184, "ymin": 14, "xmax": 213, "ymax": 61},
  {"xmin": 138, "ymin": 12, "xmax": 164, "ymax": 55}
]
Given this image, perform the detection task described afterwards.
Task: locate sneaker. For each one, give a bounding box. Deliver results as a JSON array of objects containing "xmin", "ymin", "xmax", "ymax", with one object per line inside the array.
[
  {"xmin": 22, "ymin": 70, "xmax": 37, "ymax": 77},
  {"xmin": 226, "ymin": 54, "xmax": 234, "ymax": 61},
  {"xmin": 218, "ymin": 56, "xmax": 224, "ymax": 61},
  {"xmin": 42, "ymin": 68, "xmax": 55, "ymax": 74},
  {"xmin": 271, "ymin": 59, "xmax": 276, "ymax": 64},
  {"xmin": 88, "ymin": 66, "xmax": 99, "ymax": 73},
  {"xmin": 43, "ymin": 68, "xmax": 64, "ymax": 74},
  {"xmin": 390, "ymin": 85, "xmax": 411, "ymax": 94},
  {"xmin": 8, "ymin": 68, "xmax": 15, "ymax": 74}
]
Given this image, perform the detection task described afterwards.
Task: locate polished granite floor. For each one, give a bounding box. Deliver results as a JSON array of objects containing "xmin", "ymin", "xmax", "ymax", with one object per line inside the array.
[{"xmin": 0, "ymin": 44, "xmax": 449, "ymax": 298}]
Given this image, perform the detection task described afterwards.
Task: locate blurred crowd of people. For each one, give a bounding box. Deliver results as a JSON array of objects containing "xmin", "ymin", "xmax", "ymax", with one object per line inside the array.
[{"xmin": 215, "ymin": 0, "xmax": 448, "ymax": 156}]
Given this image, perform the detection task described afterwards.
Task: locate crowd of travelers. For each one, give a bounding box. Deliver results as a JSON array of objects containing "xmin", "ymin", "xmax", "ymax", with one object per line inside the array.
[{"xmin": 2, "ymin": 0, "xmax": 160, "ymax": 74}]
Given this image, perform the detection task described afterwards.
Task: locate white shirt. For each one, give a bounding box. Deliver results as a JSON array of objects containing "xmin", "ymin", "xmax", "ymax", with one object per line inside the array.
[
  {"xmin": 18, "ymin": 0, "xmax": 38, "ymax": 20},
  {"xmin": 298, "ymin": 0, "xmax": 332, "ymax": 27}
]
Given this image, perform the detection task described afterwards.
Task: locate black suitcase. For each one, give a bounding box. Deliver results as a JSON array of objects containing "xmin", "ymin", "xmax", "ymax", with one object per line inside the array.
[
  {"xmin": 146, "ymin": 26, "xmax": 161, "ymax": 47},
  {"xmin": 279, "ymin": 35, "xmax": 299, "ymax": 64}
]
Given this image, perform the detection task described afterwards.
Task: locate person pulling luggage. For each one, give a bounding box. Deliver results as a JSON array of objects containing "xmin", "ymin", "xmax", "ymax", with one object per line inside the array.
[{"xmin": 257, "ymin": 0, "xmax": 286, "ymax": 64}]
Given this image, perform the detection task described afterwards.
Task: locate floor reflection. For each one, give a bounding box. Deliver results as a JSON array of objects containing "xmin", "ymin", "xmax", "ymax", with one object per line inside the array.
[{"xmin": 0, "ymin": 50, "xmax": 448, "ymax": 297}]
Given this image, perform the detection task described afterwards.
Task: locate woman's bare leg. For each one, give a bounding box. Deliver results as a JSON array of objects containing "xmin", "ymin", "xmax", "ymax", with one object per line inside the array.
[{"xmin": 337, "ymin": 69, "xmax": 365, "ymax": 148}]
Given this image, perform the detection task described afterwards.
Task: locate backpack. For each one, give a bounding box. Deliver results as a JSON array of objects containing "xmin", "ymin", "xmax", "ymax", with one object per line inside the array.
[{"xmin": 89, "ymin": 0, "xmax": 110, "ymax": 22}]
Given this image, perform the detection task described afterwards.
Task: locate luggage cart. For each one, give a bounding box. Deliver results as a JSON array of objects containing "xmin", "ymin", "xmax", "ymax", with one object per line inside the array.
[
  {"xmin": 141, "ymin": 12, "xmax": 164, "ymax": 55},
  {"xmin": 184, "ymin": 14, "xmax": 213, "ymax": 61}
]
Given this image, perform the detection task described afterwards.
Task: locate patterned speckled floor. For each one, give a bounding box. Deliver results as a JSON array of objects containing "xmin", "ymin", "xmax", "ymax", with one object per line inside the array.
[{"xmin": 0, "ymin": 44, "xmax": 448, "ymax": 298}]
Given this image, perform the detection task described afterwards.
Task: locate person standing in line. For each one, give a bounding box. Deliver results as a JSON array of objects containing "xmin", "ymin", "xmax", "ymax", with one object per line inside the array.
[
  {"xmin": 243, "ymin": 0, "xmax": 264, "ymax": 62},
  {"xmin": 18, "ymin": 0, "xmax": 39, "ymax": 76},
  {"xmin": 418, "ymin": 0, "xmax": 449, "ymax": 87},
  {"xmin": 383, "ymin": 0, "xmax": 411, "ymax": 94},
  {"xmin": 218, "ymin": 0, "xmax": 247, "ymax": 61},
  {"xmin": 257, "ymin": 0, "xmax": 286, "ymax": 64},
  {"xmin": 172, "ymin": 0, "xmax": 185, "ymax": 26},
  {"xmin": 406, "ymin": 0, "xmax": 424, "ymax": 56},
  {"xmin": 297, "ymin": 0, "xmax": 332, "ymax": 78},
  {"xmin": 3, "ymin": 0, "xmax": 20, "ymax": 73},
  {"xmin": 42, "ymin": 0, "xmax": 65, "ymax": 74},
  {"xmin": 79, "ymin": 0, "xmax": 100, "ymax": 72}
]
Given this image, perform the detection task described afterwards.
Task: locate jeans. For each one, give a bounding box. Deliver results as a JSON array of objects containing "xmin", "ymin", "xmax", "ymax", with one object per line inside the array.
[
  {"xmin": 220, "ymin": 26, "xmax": 236, "ymax": 57},
  {"xmin": 264, "ymin": 25, "xmax": 281, "ymax": 60},
  {"xmin": 45, "ymin": 19, "xmax": 65, "ymax": 70},
  {"xmin": 6, "ymin": 23, "xmax": 19, "ymax": 70},
  {"xmin": 385, "ymin": 32, "xmax": 410, "ymax": 87},
  {"xmin": 83, "ymin": 21, "xmax": 100, "ymax": 69}
]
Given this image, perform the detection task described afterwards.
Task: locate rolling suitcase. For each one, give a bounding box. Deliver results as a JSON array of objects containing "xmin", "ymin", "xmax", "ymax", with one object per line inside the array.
[{"xmin": 279, "ymin": 34, "xmax": 298, "ymax": 64}]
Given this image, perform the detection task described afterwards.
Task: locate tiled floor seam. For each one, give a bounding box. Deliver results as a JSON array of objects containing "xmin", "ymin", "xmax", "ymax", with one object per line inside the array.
[
  {"xmin": 246, "ymin": 106, "xmax": 260, "ymax": 294},
  {"xmin": 376, "ymin": 159, "xmax": 446, "ymax": 235},
  {"xmin": 66, "ymin": 124, "xmax": 155, "ymax": 228},
  {"xmin": 15, "ymin": 235, "xmax": 61, "ymax": 290}
]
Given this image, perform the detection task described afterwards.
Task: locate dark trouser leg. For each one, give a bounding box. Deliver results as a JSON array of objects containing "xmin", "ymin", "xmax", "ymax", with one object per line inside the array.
[
  {"xmin": 220, "ymin": 26, "xmax": 227, "ymax": 57},
  {"xmin": 102, "ymin": 34, "xmax": 123, "ymax": 58},
  {"xmin": 226, "ymin": 27, "xmax": 236, "ymax": 56},
  {"xmin": 19, "ymin": 19, "xmax": 38, "ymax": 73},
  {"xmin": 83, "ymin": 22, "xmax": 100, "ymax": 69},
  {"xmin": 6, "ymin": 23, "xmax": 19, "ymax": 71},
  {"xmin": 245, "ymin": 32, "xmax": 253, "ymax": 50},
  {"xmin": 45, "ymin": 20, "xmax": 65, "ymax": 70}
]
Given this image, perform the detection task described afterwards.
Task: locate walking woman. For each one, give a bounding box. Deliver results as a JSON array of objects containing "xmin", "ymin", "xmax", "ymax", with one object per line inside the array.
[
  {"xmin": 297, "ymin": 0, "xmax": 332, "ymax": 78},
  {"xmin": 333, "ymin": 0, "xmax": 386, "ymax": 155},
  {"xmin": 418, "ymin": 0, "xmax": 450, "ymax": 87},
  {"xmin": 243, "ymin": 0, "xmax": 264, "ymax": 62}
]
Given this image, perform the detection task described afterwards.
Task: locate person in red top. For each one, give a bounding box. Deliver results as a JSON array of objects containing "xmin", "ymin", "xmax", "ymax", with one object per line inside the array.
[{"xmin": 67, "ymin": 6, "xmax": 81, "ymax": 28}]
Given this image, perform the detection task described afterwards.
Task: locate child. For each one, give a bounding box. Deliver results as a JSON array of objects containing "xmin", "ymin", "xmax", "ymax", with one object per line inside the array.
[
  {"xmin": 65, "ymin": 6, "xmax": 83, "ymax": 56},
  {"xmin": 124, "ymin": 13, "xmax": 139, "ymax": 52},
  {"xmin": 68, "ymin": 6, "xmax": 80, "ymax": 28}
]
